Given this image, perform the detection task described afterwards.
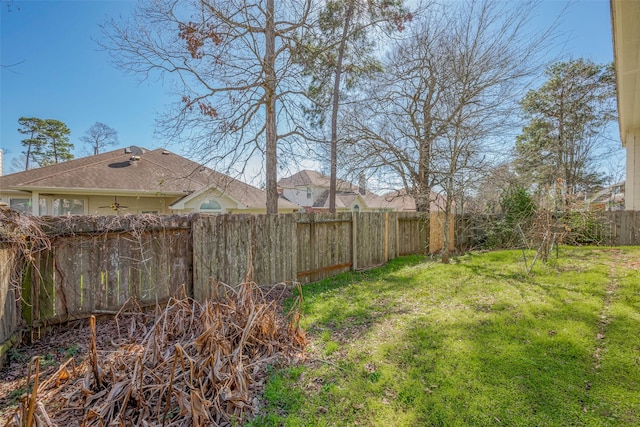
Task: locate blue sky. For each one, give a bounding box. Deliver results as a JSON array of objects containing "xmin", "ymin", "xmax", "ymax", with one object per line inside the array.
[{"xmin": 0, "ymin": 0, "xmax": 617, "ymax": 177}]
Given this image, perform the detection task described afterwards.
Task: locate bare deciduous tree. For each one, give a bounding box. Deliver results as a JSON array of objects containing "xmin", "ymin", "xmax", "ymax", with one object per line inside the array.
[
  {"xmin": 80, "ymin": 122, "xmax": 119, "ymax": 155},
  {"xmin": 340, "ymin": 0, "xmax": 555, "ymax": 262},
  {"xmin": 101, "ymin": 0, "xmax": 311, "ymax": 213}
]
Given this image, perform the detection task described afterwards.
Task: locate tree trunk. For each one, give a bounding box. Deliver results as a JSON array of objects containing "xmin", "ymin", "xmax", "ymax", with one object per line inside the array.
[
  {"xmin": 264, "ymin": 0, "xmax": 278, "ymax": 214},
  {"xmin": 415, "ymin": 190, "xmax": 431, "ymax": 212},
  {"xmin": 415, "ymin": 138, "xmax": 432, "ymax": 213},
  {"xmin": 329, "ymin": 2, "xmax": 354, "ymax": 213},
  {"xmin": 25, "ymin": 141, "xmax": 32, "ymax": 170},
  {"xmin": 441, "ymin": 175, "xmax": 454, "ymax": 264}
]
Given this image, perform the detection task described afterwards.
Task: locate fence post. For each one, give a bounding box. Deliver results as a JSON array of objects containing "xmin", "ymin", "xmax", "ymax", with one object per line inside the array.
[
  {"xmin": 395, "ymin": 213, "xmax": 400, "ymax": 259},
  {"xmin": 352, "ymin": 212, "xmax": 358, "ymax": 270},
  {"xmin": 384, "ymin": 212, "xmax": 389, "ymax": 262},
  {"xmin": 309, "ymin": 213, "xmax": 316, "ymax": 278}
]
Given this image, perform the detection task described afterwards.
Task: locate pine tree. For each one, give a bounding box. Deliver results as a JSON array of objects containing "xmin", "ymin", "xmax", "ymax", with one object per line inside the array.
[{"xmin": 514, "ymin": 59, "xmax": 617, "ymax": 197}]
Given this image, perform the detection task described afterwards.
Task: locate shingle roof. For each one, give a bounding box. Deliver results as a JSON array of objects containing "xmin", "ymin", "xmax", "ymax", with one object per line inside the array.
[
  {"xmin": 309, "ymin": 190, "xmax": 361, "ymax": 209},
  {"xmin": 274, "ymin": 170, "xmax": 449, "ymax": 212},
  {"xmin": 0, "ymin": 148, "xmax": 299, "ymax": 210},
  {"xmin": 373, "ymin": 189, "xmax": 447, "ymax": 212},
  {"xmin": 278, "ymin": 170, "xmax": 364, "ymax": 193}
]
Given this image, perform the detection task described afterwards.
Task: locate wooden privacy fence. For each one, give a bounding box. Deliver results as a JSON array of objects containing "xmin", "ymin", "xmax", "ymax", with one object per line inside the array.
[
  {"xmin": 192, "ymin": 212, "xmax": 431, "ymax": 297},
  {"xmin": 0, "ymin": 245, "xmax": 22, "ymax": 356},
  {"xmin": 192, "ymin": 214, "xmax": 298, "ymax": 300},
  {"xmin": 600, "ymin": 211, "xmax": 640, "ymax": 245},
  {"xmin": 3, "ymin": 212, "xmax": 432, "ymax": 331},
  {"xmin": 24, "ymin": 216, "xmax": 193, "ymax": 328}
]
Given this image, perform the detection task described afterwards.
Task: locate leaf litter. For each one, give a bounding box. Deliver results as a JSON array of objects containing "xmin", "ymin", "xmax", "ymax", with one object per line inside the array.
[{"xmin": 2, "ymin": 281, "xmax": 306, "ymax": 426}]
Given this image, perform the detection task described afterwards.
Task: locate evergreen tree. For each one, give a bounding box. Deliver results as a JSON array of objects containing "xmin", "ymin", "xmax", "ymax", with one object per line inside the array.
[
  {"xmin": 514, "ymin": 59, "xmax": 617, "ymax": 197},
  {"xmin": 17, "ymin": 117, "xmax": 73, "ymax": 168},
  {"xmin": 296, "ymin": 0, "xmax": 412, "ymax": 212},
  {"xmin": 40, "ymin": 119, "xmax": 73, "ymax": 165},
  {"xmin": 18, "ymin": 117, "xmax": 46, "ymax": 170}
]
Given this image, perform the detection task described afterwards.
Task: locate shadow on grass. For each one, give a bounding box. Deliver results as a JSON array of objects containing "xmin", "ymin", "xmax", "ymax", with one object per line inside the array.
[
  {"xmin": 385, "ymin": 314, "xmax": 595, "ymax": 425},
  {"xmin": 279, "ymin": 250, "xmax": 640, "ymax": 426},
  {"xmin": 299, "ymin": 255, "xmax": 429, "ymax": 334},
  {"xmin": 369, "ymin": 281, "xmax": 638, "ymax": 425}
]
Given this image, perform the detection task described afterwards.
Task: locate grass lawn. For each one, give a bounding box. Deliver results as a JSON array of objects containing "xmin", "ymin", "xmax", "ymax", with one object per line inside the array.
[{"xmin": 250, "ymin": 247, "xmax": 640, "ymax": 426}]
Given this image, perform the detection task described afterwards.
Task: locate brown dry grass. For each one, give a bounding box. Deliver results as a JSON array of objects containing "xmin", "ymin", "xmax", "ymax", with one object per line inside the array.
[{"xmin": 2, "ymin": 281, "xmax": 306, "ymax": 427}]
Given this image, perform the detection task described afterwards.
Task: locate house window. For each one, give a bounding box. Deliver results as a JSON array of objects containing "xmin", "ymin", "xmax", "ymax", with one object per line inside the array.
[
  {"xmin": 199, "ymin": 199, "xmax": 222, "ymax": 211},
  {"xmin": 353, "ymin": 204, "xmax": 360, "ymax": 212},
  {"xmin": 52, "ymin": 198, "xmax": 85, "ymax": 215},
  {"xmin": 9, "ymin": 198, "xmax": 31, "ymax": 213},
  {"xmin": 306, "ymin": 187, "xmax": 312, "ymax": 199}
]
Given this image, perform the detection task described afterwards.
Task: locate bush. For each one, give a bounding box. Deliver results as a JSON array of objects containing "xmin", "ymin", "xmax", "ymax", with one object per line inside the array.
[
  {"xmin": 562, "ymin": 211, "xmax": 605, "ymax": 245},
  {"xmin": 476, "ymin": 186, "xmax": 537, "ymax": 249},
  {"xmin": 501, "ymin": 185, "xmax": 536, "ymax": 228}
]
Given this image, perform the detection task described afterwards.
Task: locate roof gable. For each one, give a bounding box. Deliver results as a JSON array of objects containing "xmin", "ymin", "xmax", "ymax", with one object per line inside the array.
[
  {"xmin": 372, "ymin": 190, "xmax": 447, "ymax": 211},
  {"xmin": 278, "ymin": 170, "xmax": 368, "ymax": 194}
]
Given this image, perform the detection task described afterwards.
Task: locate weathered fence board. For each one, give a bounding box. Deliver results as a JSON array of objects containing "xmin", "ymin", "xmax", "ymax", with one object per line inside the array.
[
  {"xmin": 429, "ymin": 212, "xmax": 455, "ymax": 253},
  {"xmin": 296, "ymin": 213, "xmax": 353, "ymax": 283},
  {"xmin": 356, "ymin": 213, "xmax": 391, "ymax": 268},
  {"xmin": 193, "ymin": 214, "xmax": 298, "ymax": 299},
  {"xmin": 23, "ymin": 218, "xmax": 193, "ymax": 327},
  {"xmin": 0, "ymin": 245, "xmax": 22, "ymax": 352},
  {"xmin": 295, "ymin": 212, "xmax": 414, "ymax": 283},
  {"xmin": 454, "ymin": 214, "xmax": 502, "ymax": 250},
  {"xmin": 398, "ymin": 213, "xmax": 429, "ymax": 255},
  {"xmin": 601, "ymin": 211, "xmax": 640, "ymax": 246}
]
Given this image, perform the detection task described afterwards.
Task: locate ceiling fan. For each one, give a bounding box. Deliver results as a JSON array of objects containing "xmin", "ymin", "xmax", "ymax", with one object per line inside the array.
[{"xmin": 100, "ymin": 196, "xmax": 129, "ymax": 212}]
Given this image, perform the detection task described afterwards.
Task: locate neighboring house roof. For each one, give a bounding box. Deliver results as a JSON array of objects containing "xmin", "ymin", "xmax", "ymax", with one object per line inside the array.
[
  {"xmin": 277, "ymin": 170, "xmax": 448, "ymax": 212},
  {"xmin": 168, "ymin": 179, "xmax": 299, "ymax": 211},
  {"xmin": 589, "ymin": 181, "xmax": 625, "ymax": 205},
  {"xmin": 278, "ymin": 170, "xmax": 374, "ymax": 211},
  {"xmin": 372, "ymin": 189, "xmax": 447, "ymax": 212},
  {"xmin": 0, "ymin": 148, "xmax": 299, "ymax": 211},
  {"xmin": 308, "ymin": 190, "xmax": 364, "ymax": 210},
  {"xmin": 278, "ymin": 170, "xmax": 364, "ymax": 194}
]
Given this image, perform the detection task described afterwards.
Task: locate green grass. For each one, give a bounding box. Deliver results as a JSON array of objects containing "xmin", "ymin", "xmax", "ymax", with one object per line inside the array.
[{"xmin": 253, "ymin": 247, "xmax": 640, "ymax": 426}]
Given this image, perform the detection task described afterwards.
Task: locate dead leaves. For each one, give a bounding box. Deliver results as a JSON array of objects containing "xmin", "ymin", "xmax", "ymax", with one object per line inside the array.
[{"xmin": 4, "ymin": 281, "xmax": 306, "ymax": 426}]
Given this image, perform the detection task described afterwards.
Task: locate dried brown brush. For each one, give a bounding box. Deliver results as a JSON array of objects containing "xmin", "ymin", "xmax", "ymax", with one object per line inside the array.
[
  {"xmin": 0, "ymin": 207, "xmax": 52, "ymax": 315},
  {"xmin": 4, "ymin": 281, "xmax": 306, "ymax": 427}
]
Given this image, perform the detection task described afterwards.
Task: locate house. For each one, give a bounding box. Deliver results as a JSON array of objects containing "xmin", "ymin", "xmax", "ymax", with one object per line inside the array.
[
  {"xmin": 278, "ymin": 170, "xmax": 373, "ymax": 212},
  {"xmin": 611, "ymin": 1, "xmax": 640, "ymax": 210},
  {"xmin": 277, "ymin": 170, "xmax": 447, "ymax": 213},
  {"xmin": 589, "ymin": 181, "xmax": 625, "ymax": 211},
  {"xmin": 0, "ymin": 148, "xmax": 300, "ymax": 215},
  {"xmin": 374, "ymin": 189, "xmax": 448, "ymax": 213}
]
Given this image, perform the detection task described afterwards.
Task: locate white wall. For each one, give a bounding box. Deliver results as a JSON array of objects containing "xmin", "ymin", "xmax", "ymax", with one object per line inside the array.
[
  {"xmin": 626, "ymin": 132, "xmax": 640, "ymax": 210},
  {"xmin": 282, "ymin": 186, "xmax": 325, "ymax": 207}
]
